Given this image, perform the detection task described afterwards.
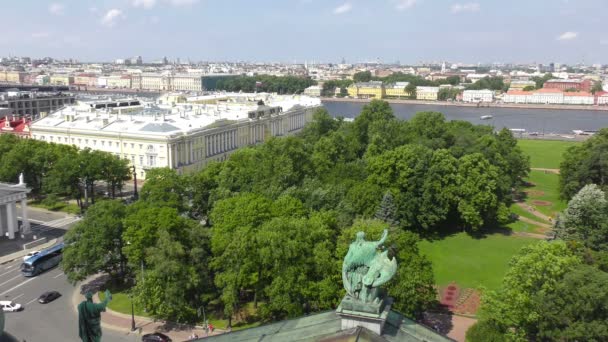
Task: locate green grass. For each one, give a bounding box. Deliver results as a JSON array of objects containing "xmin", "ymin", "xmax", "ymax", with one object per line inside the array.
[
  {"xmin": 517, "ymin": 139, "xmax": 580, "ymax": 169},
  {"xmin": 419, "ymin": 233, "xmax": 538, "ymax": 290},
  {"xmin": 99, "ymin": 289, "xmax": 261, "ymax": 331},
  {"xmin": 29, "ymin": 200, "xmax": 81, "ymax": 215},
  {"xmin": 506, "ymin": 220, "xmax": 542, "ymax": 234},
  {"xmin": 524, "ymin": 170, "xmax": 567, "ymax": 218},
  {"xmin": 99, "ymin": 290, "xmax": 148, "ymax": 317}
]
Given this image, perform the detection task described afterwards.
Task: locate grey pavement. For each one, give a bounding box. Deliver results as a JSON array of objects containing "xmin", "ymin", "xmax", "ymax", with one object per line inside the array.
[
  {"xmin": 0, "ymin": 257, "xmax": 134, "ymax": 342},
  {"xmin": 0, "ymin": 205, "xmax": 80, "ymax": 258}
]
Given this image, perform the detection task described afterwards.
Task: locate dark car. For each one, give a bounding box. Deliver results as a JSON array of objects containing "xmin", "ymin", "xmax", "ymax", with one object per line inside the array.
[
  {"xmin": 142, "ymin": 332, "xmax": 172, "ymax": 342},
  {"xmin": 38, "ymin": 291, "xmax": 61, "ymax": 304}
]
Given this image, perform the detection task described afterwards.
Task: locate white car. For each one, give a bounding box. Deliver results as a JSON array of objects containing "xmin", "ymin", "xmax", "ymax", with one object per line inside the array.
[
  {"xmin": 0, "ymin": 301, "xmax": 22, "ymax": 312},
  {"xmin": 23, "ymin": 251, "xmax": 40, "ymax": 261}
]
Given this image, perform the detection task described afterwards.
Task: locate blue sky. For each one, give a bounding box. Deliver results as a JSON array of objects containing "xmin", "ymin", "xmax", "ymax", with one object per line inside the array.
[{"xmin": 1, "ymin": 0, "xmax": 607, "ymax": 64}]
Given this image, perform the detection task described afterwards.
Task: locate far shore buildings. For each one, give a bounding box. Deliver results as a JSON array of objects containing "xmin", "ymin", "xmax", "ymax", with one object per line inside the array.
[
  {"xmin": 462, "ymin": 89, "xmax": 495, "ymax": 103},
  {"xmin": 503, "ymin": 88, "xmax": 595, "ymax": 105},
  {"xmin": 544, "ymin": 79, "xmax": 592, "ymax": 92},
  {"xmin": 30, "ymin": 93, "xmax": 321, "ymax": 179},
  {"xmin": 416, "ymin": 86, "xmax": 439, "ymax": 101}
]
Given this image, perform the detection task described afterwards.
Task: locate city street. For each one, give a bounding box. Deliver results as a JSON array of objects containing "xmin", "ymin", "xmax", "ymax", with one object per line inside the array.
[{"xmin": 0, "ymin": 257, "xmax": 135, "ymax": 341}]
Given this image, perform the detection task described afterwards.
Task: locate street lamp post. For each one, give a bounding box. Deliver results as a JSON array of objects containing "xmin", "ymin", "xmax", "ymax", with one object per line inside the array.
[
  {"xmin": 197, "ymin": 305, "xmax": 207, "ymax": 333},
  {"xmin": 130, "ymin": 294, "xmax": 136, "ymax": 332},
  {"xmin": 132, "ymin": 166, "xmax": 139, "ymax": 200}
]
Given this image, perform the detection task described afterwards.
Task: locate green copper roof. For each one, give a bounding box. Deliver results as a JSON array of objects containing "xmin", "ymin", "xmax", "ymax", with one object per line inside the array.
[{"xmin": 199, "ymin": 310, "xmax": 453, "ymax": 342}]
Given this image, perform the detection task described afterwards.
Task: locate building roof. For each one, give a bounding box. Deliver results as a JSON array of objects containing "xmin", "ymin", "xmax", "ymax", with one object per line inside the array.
[
  {"xmin": 30, "ymin": 93, "xmax": 321, "ymax": 138},
  {"xmin": 199, "ymin": 310, "xmax": 453, "ymax": 342},
  {"xmin": 564, "ymin": 91, "xmax": 592, "ymax": 97}
]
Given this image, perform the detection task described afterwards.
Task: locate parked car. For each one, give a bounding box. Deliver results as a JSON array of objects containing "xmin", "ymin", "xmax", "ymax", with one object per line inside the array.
[
  {"xmin": 142, "ymin": 333, "xmax": 172, "ymax": 342},
  {"xmin": 23, "ymin": 250, "xmax": 40, "ymax": 261},
  {"xmin": 0, "ymin": 301, "xmax": 22, "ymax": 312},
  {"xmin": 38, "ymin": 291, "xmax": 61, "ymax": 304}
]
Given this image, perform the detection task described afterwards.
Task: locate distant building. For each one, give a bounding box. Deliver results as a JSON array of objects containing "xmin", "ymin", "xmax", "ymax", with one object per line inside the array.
[
  {"xmin": 596, "ymin": 91, "xmax": 608, "ymax": 105},
  {"xmin": 462, "ymin": 89, "xmax": 494, "ymax": 103},
  {"xmin": 503, "ymin": 88, "xmax": 594, "ymax": 105},
  {"xmin": 49, "ymin": 74, "xmax": 74, "ymax": 86},
  {"xmin": 74, "ymin": 74, "xmax": 99, "ymax": 88},
  {"xmin": 106, "ymin": 75, "xmax": 132, "ymax": 89},
  {"xmin": 0, "ymin": 115, "xmax": 31, "ymax": 138},
  {"xmin": 384, "ymin": 82, "xmax": 411, "ymax": 99},
  {"xmin": 0, "ymin": 71, "xmax": 27, "ymax": 84},
  {"xmin": 347, "ymin": 81, "xmax": 385, "ymax": 99},
  {"xmin": 0, "ymin": 91, "xmax": 75, "ymax": 117},
  {"xmin": 544, "ymin": 79, "xmax": 592, "ymax": 92},
  {"xmin": 416, "ymin": 86, "xmax": 439, "ymax": 101},
  {"xmin": 303, "ymin": 85, "xmax": 322, "ymax": 97},
  {"xmin": 30, "ymin": 93, "xmax": 321, "ymax": 179},
  {"xmin": 509, "ymin": 80, "xmax": 535, "ymax": 90}
]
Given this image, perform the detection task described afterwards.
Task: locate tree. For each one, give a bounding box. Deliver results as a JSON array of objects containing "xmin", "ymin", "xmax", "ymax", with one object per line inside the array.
[
  {"xmin": 477, "ymin": 242, "xmax": 581, "ymax": 341},
  {"xmin": 405, "ymin": 83, "xmax": 417, "ymax": 99},
  {"xmin": 591, "ymin": 81, "xmax": 604, "ymax": 95},
  {"xmin": 556, "ymin": 184, "xmax": 608, "ymax": 251},
  {"xmin": 535, "ymin": 265, "xmax": 608, "ymax": 341},
  {"xmin": 375, "ymin": 191, "xmax": 399, "ymax": 227},
  {"xmin": 353, "ymin": 99, "xmax": 395, "ymax": 152},
  {"xmin": 352, "ymin": 71, "xmax": 372, "ymax": 83},
  {"xmin": 456, "ymin": 153, "xmax": 504, "ymax": 230},
  {"xmin": 531, "ymin": 73, "xmax": 553, "ymax": 89},
  {"xmin": 139, "ymin": 168, "xmax": 188, "ymax": 212},
  {"xmin": 560, "ymin": 128, "xmax": 608, "ymax": 199},
  {"xmin": 337, "ymin": 219, "xmax": 435, "ymax": 317},
  {"xmin": 522, "ymin": 85, "xmax": 535, "ymax": 91},
  {"xmin": 62, "ymin": 200, "xmax": 128, "ymax": 283}
]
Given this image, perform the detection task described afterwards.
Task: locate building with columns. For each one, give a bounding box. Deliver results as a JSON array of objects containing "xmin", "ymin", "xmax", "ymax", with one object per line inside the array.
[
  {"xmin": 0, "ymin": 174, "xmax": 31, "ymax": 240},
  {"xmin": 30, "ymin": 93, "xmax": 321, "ymax": 179}
]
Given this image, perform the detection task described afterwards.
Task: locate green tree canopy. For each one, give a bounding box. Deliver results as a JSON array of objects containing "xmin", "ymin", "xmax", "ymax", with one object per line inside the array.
[
  {"xmin": 560, "ymin": 128, "xmax": 608, "ymax": 199},
  {"xmin": 353, "ymin": 71, "xmax": 372, "ymax": 83}
]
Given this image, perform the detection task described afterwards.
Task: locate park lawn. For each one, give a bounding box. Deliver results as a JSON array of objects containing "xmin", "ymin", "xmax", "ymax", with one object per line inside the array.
[
  {"xmin": 419, "ymin": 233, "xmax": 538, "ymax": 290},
  {"xmin": 506, "ymin": 220, "xmax": 544, "ymax": 234},
  {"xmin": 524, "ymin": 170, "xmax": 567, "ymax": 218},
  {"xmin": 517, "ymin": 139, "xmax": 580, "ymax": 169},
  {"xmin": 99, "ymin": 290, "xmax": 147, "ymax": 317}
]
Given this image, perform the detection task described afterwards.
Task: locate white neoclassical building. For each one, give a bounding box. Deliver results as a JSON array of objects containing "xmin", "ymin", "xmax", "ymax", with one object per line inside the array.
[
  {"xmin": 0, "ymin": 174, "xmax": 31, "ymax": 240},
  {"xmin": 30, "ymin": 93, "xmax": 321, "ymax": 179}
]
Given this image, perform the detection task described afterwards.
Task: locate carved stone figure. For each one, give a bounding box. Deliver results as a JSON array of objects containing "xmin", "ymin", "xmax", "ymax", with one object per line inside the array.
[{"xmin": 342, "ymin": 229, "xmax": 397, "ymax": 304}]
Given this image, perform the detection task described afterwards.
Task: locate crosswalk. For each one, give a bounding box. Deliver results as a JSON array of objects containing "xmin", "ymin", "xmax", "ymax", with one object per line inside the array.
[{"xmin": 31, "ymin": 216, "xmax": 81, "ymax": 233}]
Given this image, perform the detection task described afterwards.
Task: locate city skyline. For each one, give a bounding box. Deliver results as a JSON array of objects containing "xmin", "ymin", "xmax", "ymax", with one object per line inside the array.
[{"xmin": 0, "ymin": 0, "xmax": 607, "ymax": 64}]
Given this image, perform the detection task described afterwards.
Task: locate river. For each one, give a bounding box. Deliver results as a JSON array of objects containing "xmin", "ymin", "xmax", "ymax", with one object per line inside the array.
[{"xmin": 322, "ymin": 101, "xmax": 608, "ymax": 135}]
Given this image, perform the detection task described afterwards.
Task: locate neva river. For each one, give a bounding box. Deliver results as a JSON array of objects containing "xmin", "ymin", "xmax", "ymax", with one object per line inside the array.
[{"xmin": 322, "ymin": 101, "xmax": 608, "ymax": 135}]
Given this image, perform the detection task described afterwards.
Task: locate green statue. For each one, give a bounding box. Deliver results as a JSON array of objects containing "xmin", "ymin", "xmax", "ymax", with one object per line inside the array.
[
  {"xmin": 342, "ymin": 230, "xmax": 397, "ymax": 303},
  {"xmin": 78, "ymin": 290, "xmax": 112, "ymax": 342}
]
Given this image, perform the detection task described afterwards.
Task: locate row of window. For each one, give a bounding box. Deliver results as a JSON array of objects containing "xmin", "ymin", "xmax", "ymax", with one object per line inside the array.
[{"xmin": 32, "ymin": 135, "xmax": 162, "ymax": 153}]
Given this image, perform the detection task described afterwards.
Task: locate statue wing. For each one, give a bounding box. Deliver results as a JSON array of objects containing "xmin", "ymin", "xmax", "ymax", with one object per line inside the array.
[{"xmin": 372, "ymin": 251, "xmax": 397, "ymax": 287}]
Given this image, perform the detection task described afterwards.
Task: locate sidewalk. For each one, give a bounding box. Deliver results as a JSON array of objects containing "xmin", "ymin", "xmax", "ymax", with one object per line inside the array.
[{"xmin": 71, "ymin": 277, "xmax": 226, "ymax": 341}]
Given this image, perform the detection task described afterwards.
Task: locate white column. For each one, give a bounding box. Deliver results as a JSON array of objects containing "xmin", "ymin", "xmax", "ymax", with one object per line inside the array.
[
  {"xmin": 7, "ymin": 202, "xmax": 16, "ymax": 240},
  {"xmin": 0, "ymin": 204, "xmax": 5, "ymax": 237},
  {"xmin": 21, "ymin": 199, "xmax": 30, "ymax": 234}
]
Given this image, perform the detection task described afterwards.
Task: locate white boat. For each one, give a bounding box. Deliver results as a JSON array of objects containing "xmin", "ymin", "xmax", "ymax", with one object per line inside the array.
[
  {"xmin": 573, "ymin": 130, "xmax": 597, "ymax": 136},
  {"xmin": 480, "ymin": 115, "xmax": 493, "ymax": 120}
]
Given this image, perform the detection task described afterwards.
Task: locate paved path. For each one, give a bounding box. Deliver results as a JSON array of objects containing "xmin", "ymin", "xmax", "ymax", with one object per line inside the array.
[
  {"xmin": 531, "ymin": 168, "xmax": 560, "ymax": 174},
  {"xmin": 515, "ymin": 202, "xmax": 553, "ymax": 222}
]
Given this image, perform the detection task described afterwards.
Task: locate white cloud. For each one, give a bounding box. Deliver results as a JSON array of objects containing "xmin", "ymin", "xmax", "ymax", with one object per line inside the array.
[
  {"xmin": 556, "ymin": 31, "xmax": 578, "ymax": 41},
  {"xmin": 48, "ymin": 3, "xmax": 64, "ymax": 15},
  {"xmin": 333, "ymin": 3, "xmax": 352, "ymax": 14},
  {"xmin": 100, "ymin": 9, "xmax": 125, "ymax": 27},
  {"xmin": 451, "ymin": 2, "xmax": 480, "ymax": 13},
  {"xmin": 133, "ymin": 0, "xmax": 157, "ymax": 9},
  {"xmin": 31, "ymin": 32, "xmax": 51, "ymax": 39},
  {"xmin": 394, "ymin": 0, "xmax": 417, "ymax": 11}
]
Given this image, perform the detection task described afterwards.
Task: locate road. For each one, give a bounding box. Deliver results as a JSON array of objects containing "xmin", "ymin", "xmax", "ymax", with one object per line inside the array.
[{"xmin": 0, "ymin": 257, "xmax": 136, "ymax": 341}]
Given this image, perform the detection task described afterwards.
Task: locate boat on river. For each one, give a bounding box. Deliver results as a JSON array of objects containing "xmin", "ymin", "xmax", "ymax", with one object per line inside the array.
[{"xmin": 480, "ymin": 115, "xmax": 493, "ymax": 120}]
